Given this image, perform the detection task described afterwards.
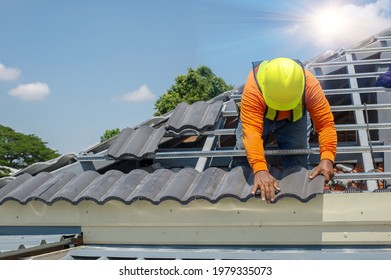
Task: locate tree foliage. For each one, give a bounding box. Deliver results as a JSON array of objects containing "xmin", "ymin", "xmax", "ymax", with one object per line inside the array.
[
  {"xmin": 0, "ymin": 125, "xmax": 60, "ymax": 170},
  {"xmin": 100, "ymin": 128, "xmax": 121, "ymax": 143},
  {"xmin": 0, "ymin": 166, "xmax": 11, "ymax": 177},
  {"xmin": 154, "ymin": 66, "xmax": 234, "ymax": 116}
]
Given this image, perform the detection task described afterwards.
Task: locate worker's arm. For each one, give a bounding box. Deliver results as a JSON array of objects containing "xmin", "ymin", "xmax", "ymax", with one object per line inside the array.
[
  {"xmin": 241, "ymin": 71, "xmax": 280, "ymax": 202},
  {"xmin": 240, "ymin": 71, "xmax": 268, "ymax": 173},
  {"xmin": 305, "ymin": 70, "xmax": 337, "ymax": 180}
]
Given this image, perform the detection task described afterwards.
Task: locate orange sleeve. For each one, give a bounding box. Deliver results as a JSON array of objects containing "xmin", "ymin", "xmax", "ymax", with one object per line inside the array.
[
  {"xmin": 241, "ymin": 70, "xmax": 269, "ymax": 173},
  {"xmin": 304, "ymin": 70, "xmax": 337, "ymax": 163},
  {"xmin": 240, "ymin": 69, "xmax": 337, "ymax": 174}
]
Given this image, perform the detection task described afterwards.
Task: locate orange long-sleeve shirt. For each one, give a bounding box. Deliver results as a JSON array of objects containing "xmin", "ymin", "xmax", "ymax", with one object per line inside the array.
[{"xmin": 241, "ymin": 69, "xmax": 337, "ymax": 173}]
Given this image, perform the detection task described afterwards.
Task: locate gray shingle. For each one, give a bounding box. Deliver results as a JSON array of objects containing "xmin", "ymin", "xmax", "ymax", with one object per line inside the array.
[
  {"xmin": 99, "ymin": 169, "xmax": 149, "ymax": 204},
  {"xmin": 46, "ymin": 171, "xmax": 100, "ymax": 204},
  {"xmin": 0, "ymin": 172, "xmax": 53, "ymax": 204},
  {"xmin": 155, "ymin": 168, "xmax": 199, "ymax": 203},
  {"xmin": 33, "ymin": 172, "xmax": 78, "ymax": 204},
  {"xmin": 12, "ymin": 153, "xmax": 77, "ymax": 176},
  {"xmin": 74, "ymin": 170, "xmax": 125, "ymax": 203},
  {"xmin": 184, "ymin": 167, "xmax": 226, "ymax": 201},
  {"xmin": 272, "ymin": 166, "xmax": 326, "ymax": 202},
  {"xmin": 165, "ymin": 100, "xmax": 223, "ymax": 133},
  {"xmin": 106, "ymin": 126, "xmax": 166, "ymax": 160},
  {"xmin": 0, "ymin": 166, "xmax": 325, "ymax": 205}
]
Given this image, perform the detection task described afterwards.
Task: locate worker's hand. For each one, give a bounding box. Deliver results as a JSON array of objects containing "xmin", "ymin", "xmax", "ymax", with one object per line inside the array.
[
  {"xmin": 252, "ymin": 170, "xmax": 280, "ymax": 203},
  {"xmin": 309, "ymin": 159, "xmax": 334, "ymax": 181}
]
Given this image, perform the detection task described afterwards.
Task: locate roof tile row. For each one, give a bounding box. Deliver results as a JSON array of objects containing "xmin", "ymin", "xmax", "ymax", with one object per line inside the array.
[
  {"xmin": 0, "ymin": 166, "xmax": 324, "ymax": 205},
  {"xmin": 105, "ymin": 100, "xmax": 224, "ymax": 159}
]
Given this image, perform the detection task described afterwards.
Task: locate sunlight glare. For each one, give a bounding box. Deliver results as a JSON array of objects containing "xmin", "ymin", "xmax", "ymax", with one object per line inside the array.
[{"xmin": 311, "ymin": 6, "xmax": 349, "ymax": 39}]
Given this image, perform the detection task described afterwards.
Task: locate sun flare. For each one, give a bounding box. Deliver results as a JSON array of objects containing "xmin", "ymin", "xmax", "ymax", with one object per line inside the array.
[{"xmin": 310, "ymin": 6, "xmax": 349, "ymax": 39}]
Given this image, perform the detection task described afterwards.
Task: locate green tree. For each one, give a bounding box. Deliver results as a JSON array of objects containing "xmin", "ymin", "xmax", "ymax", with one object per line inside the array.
[
  {"xmin": 0, "ymin": 125, "xmax": 60, "ymax": 170},
  {"xmin": 0, "ymin": 166, "xmax": 11, "ymax": 177},
  {"xmin": 100, "ymin": 128, "xmax": 121, "ymax": 142},
  {"xmin": 154, "ymin": 65, "xmax": 234, "ymax": 116}
]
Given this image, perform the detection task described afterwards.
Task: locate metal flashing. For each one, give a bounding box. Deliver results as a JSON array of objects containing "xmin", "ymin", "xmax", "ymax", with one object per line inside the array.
[{"xmin": 56, "ymin": 244, "xmax": 391, "ymax": 260}]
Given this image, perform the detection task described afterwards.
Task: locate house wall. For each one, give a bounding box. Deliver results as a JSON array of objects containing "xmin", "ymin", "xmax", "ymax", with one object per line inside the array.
[{"xmin": 1, "ymin": 193, "xmax": 391, "ymax": 245}]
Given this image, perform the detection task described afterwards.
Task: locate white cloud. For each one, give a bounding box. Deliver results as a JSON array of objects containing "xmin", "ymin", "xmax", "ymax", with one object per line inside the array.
[
  {"xmin": 0, "ymin": 63, "xmax": 21, "ymax": 81},
  {"xmin": 8, "ymin": 82, "xmax": 50, "ymax": 101},
  {"xmin": 289, "ymin": 0, "xmax": 391, "ymax": 50},
  {"xmin": 114, "ymin": 84, "xmax": 156, "ymax": 102}
]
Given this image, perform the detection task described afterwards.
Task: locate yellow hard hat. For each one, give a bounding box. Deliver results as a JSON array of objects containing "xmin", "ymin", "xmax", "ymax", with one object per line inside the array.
[{"xmin": 258, "ymin": 57, "xmax": 305, "ymax": 111}]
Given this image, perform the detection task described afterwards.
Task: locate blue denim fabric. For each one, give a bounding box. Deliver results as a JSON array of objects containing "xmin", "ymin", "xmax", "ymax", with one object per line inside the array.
[
  {"xmin": 234, "ymin": 111, "xmax": 312, "ymax": 169},
  {"xmin": 375, "ymin": 67, "xmax": 391, "ymax": 88},
  {"xmin": 230, "ymin": 119, "xmax": 249, "ymax": 168}
]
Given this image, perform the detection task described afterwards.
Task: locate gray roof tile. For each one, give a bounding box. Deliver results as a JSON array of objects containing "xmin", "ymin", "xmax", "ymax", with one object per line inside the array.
[
  {"xmin": 0, "ymin": 166, "xmax": 325, "ymax": 205},
  {"xmin": 74, "ymin": 170, "xmax": 125, "ymax": 203},
  {"xmin": 33, "ymin": 172, "xmax": 78, "ymax": 204},
  {"xmin": 0, "ymin": 172, "xmax": 52, "ymax": 204},
  {"xmin": 156, "ymin": 168, "xmax": 200, "ymax": 203},
  {"xmin": 165, "ymin": 100, "xmax": 223, "ymax": 133},
  {"xmin": 46, "ymin": 171, "xmax": 100, "ymax": 204},
  {"xmin": 271, "ymin": 166, "xmax": 326, "ymax": 202},
  {"xmin": 106, "ymin": 126, "xmax": 165, "ymax": 160},
  {"xmin": 99, "ymin": 169, "xmax": 149, "ymax": 203},
  {"xmin": 12, "ymin": 153, "xmax": 77, "ymax": 176}
]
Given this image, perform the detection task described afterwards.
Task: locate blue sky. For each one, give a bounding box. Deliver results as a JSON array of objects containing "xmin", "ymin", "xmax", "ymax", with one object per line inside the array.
[{"xmin": 1, "ymin": 0, "xmax": 391, "ymax": 154}]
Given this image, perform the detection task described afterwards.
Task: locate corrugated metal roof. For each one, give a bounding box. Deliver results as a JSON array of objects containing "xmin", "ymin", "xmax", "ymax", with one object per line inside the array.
[
  {"xmin": 0, "ymin": 166, "xmax": 324, "ymax": 205},
  {"xmin": 0, "ymin": 226, "xmax": 80, "ymax": 253},
  {"xmin": 0, "ymin": 234, "xmax": 66, "ymax": 253},
  {"xmin": 57, "ymin": 244, "xmax": 391, "ymax": 260}
]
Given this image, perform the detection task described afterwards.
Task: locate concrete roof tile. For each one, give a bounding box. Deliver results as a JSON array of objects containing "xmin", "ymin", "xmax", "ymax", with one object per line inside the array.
[{"xmin": 0, "ymin": 166, "xmax": 325, "ymax": 205}]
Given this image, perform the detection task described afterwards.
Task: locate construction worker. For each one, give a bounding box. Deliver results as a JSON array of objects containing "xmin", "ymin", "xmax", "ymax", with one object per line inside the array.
[{"xmin": 237, "ymin": 57, "xmax": 337, "ymax": 203}]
